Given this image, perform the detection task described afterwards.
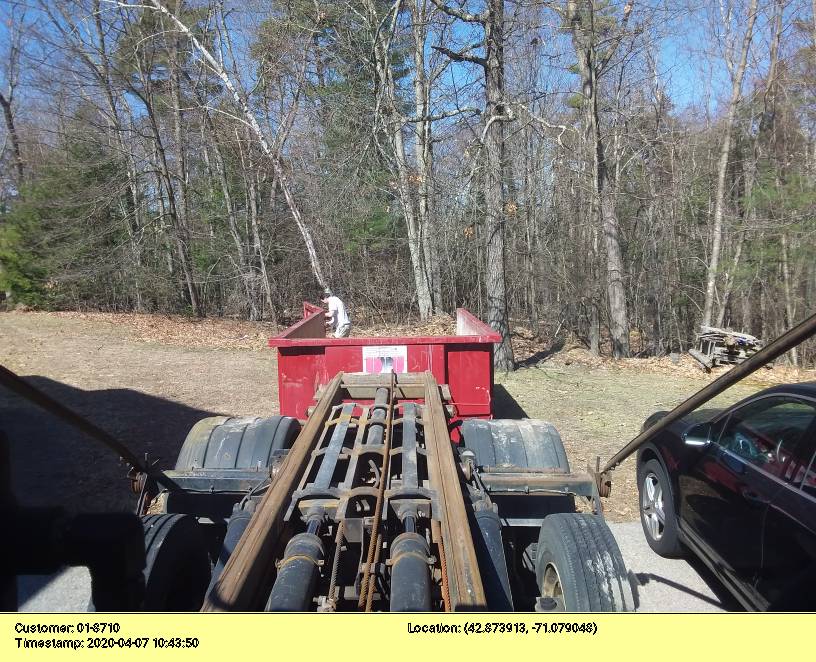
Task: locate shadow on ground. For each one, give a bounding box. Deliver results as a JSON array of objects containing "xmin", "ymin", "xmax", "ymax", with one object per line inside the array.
[
  {"xmin": 2, "ymin": 376, "xmax": 220, "ymax": 610},
  {"xmin": 683, "ymin": 552, "xmax": 744, "ymax": 610},
  {"xmin": 633, "ymin": 567, "xmax": 742, "ymax": 611},
  {"xmin": 1, "ymin": 376, "xmax": 219, "ymax": 513},
  {"xmin": 492, "ymin": 384, "xmax": 530, "ymax": 419},
  {"xmin": 514, "ymin": 336, "xmax": 565, "ymax": 369}
]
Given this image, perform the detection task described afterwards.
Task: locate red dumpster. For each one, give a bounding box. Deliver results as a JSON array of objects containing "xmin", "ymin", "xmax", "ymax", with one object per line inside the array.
[{"xmin": 269, "ymin": 305, "xmax": 501, "ymax": 431}]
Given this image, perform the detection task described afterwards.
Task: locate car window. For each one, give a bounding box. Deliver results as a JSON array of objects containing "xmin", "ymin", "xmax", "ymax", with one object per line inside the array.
[
  {"xmin": 715, "ymin": 396, "xmax": 816, "ymax": 481},
  {"xmin": 791, "ymin": 449, "xmax": 816, "ymax": 497}
]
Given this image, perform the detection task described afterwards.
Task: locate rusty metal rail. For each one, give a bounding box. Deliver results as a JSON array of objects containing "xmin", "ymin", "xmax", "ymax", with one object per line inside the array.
[
  {"xmin": 203, "ymin": 370, "xmax": 488, "ymax": 611},
  {"xmin": 202, "ymin": 373, "xmax": 344, "ymax": 611},
  {"xmin": 422, "ymin": 371, "xmax": 486, "ymax": 610},
  {"xmin": 358, "ymin": 373, "xmax": 395, "ymax": 610}
]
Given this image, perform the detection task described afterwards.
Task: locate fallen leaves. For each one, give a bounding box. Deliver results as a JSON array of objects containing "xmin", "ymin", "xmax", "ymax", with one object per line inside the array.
[
  {"xmin": 47, "ymin": 311, "xmax": 280, "ymax": 350},
  {"xmin": 539, "ymin": 342, "xmax": 816, "ymax": 386}
]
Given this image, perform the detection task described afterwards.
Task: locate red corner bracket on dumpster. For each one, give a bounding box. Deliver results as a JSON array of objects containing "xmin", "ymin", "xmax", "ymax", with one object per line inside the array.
[{"xmin": 269, "ymin": 305, "xmax": 501, "ymax": 431}]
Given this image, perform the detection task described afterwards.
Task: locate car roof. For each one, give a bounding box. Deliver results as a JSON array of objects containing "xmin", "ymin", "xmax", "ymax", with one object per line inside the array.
[
  {"xmin": 757, "ymin": 381, "xmax": 816, "ymax": 399},
  {"xmin": 666, "ymin": 382, "xmax": 816, "ymax": 432}
]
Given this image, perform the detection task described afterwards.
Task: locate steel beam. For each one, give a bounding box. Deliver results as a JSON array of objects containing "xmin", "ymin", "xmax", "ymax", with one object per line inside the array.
[
  {"xmin": 422, "ymin": 371, "xmax": 486, "ymax": 610},
  {"xmin": 201, "ymin": 372, "xmax": 344, "ymax": 611}
]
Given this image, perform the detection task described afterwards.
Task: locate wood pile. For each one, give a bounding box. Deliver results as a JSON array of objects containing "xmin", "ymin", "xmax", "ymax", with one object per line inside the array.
[{"xmin": 689, "ymin": 325, "xmax": 764, "ymax": 370}]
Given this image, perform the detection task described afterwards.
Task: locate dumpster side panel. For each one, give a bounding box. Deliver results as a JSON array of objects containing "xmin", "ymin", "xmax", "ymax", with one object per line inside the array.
[
  {"xmin": 324, "ymin": 345, "xmax": 359, "ymax": 378},
  {"xmin": 277, "ymin": 347, "xmax": 327, "ymax": 418},
  {"xmin": 407, "ymin": 344, "xmax": 445, "ymax": 381},
  {"xmin": 321, "ymin": 344, "xmax": 446, "ymax": 381},
  {"xmin": 284, "ymin": 310, "xmax": 325, "ymax": 339},
  {"xmin": 446, "ymin": 343, "xmax": 494, "ymax": 418}
]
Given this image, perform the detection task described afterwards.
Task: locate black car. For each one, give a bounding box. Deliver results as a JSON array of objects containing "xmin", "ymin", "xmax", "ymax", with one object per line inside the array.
[{"xmin": 636, "ymin": 382, "xmax": 816, "ymax": 611}]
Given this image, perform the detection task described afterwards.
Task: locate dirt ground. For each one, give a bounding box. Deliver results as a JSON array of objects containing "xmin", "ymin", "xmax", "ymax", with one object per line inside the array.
[
  {"xmin": 1, "ymin": 312, "xmax": 280, "ymax": 514},
  {"xmin": 2, "ymin": 311, "xmax": 812, "ymax": 521}
]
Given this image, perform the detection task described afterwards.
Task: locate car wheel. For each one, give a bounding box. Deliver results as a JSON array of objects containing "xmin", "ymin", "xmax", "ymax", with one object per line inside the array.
[{"xmin": 638, "ymin": 458, "xmax": 682, "ymax": 558}]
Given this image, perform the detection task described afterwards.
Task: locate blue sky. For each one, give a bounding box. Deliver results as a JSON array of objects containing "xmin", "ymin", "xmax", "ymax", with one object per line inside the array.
[
  {"xmin": 0, "ymin": 1, "xmax": 807, "ymax": 126},
  {"xmin": 656, "ymin": 0, "xmax": 799, "ymax": 116}
]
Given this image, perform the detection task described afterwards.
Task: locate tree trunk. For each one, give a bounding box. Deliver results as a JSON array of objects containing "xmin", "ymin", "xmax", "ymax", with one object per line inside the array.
[
  {"xmin": 0, "ymin": 93, "xmax": 23, "ymax": 183},
  {"xmin": 589, "ymin": 300, "xmax": 600, "ymax": 356},
  {"xmin": 781, "ymin": 234, "xmax": 799, "ymax": 366},
  {"xmin": 412, "ymin": 0, "xmax": 443, "ymax": 314},
  {"xmin": 702, "ymin": 0, "xmax": 758, "ymax": 327},
  {"xmin": 484, "ymin": 0, "xmax": 514, "ymax": 370},
  {"xmin": 716, "ymin": 234, "xmax": 743, "ymax": 328},
  {"xmin": 385, "ymin": 86, "xmax": 433, "ymax": 320},
  {"xmin": 211, "ymin": 138, "xmax": 259, "ymax": 320},
  {"xmin": 599, "ymin": 187, "xmax": 629, "ymax": 357},
  {"xmin": 567, "ymin": 0, "xmax": 630, "ymax": 357},
  {"xmin": 524, "ymin": 125, "xmax": 539, "ymax": 331},
  {"xmin": 90, "ymin": 2, "xmax": 145, "ymax": 311},
  {"xmin": 248, "ymin": 169, "xmax": 276, "ymax": 322},
  {"xmin": 142, "ymin": 87, "xmax": 202, "ymax": 315},
  {"xmin": 368, "ymin": 0, "xmax": 434, "ymax": 319},
  {"xmin": 191, "ymin": 76, "xmax": 260, "ymax": 320}
]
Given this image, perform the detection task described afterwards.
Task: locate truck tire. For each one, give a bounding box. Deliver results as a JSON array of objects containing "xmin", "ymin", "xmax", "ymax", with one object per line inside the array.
[
  {"xmin": 175, "ymin": 415, "xmax": 300, "ymax": 471},
  {"xmin": 140, "ymin": 514, "xmax": 211, "ymax": 610},
  {"xmin": 536, "ymin": 514, "xmax": 634, "ymax": 612},
  {"xmin": 89, "ymin": 514, "xmax": 211, "ymax": 611},
  {"xmin": 460, "ymin": 419, "xmax": 570, "ymax": 472},
  {"xmin": 637, "ymin": 458, "xmax": 682, "ymax": 558}
]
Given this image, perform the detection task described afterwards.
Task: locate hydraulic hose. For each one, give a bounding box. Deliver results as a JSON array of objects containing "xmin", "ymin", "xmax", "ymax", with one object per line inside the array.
[{"xmin": 205, "ymin": 505, "xmax": 254, "ymax": 600}]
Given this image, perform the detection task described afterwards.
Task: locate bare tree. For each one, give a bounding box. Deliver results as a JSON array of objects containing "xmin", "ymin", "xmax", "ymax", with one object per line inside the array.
[
  {"xmin": 430, "ymin": 0, "xmax": 515, "ymax": 370},
  {"xmin": 0, "ymin": 4, "xmax": 27, "ymax": 184},
  {"xmin": 367, "ymin": 0, "xmax": 435, "ymax": 318},
  {"xmin": 701, "ymin": 0, "xmax": 759, "ymax": 328},
  {"xmin": 4, "ymin": 0, "xmax": 814, "ymax": 366},
  {"xmin": 143, "ymin": 0, "xmax": 329, "ymax": 290},
  {"xmin": 562, "ymin": 0, "xmax": 634, "ymax": 358}
]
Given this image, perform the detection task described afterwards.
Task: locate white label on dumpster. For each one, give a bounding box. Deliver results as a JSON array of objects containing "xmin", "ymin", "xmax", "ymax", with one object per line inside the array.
[{"xmin": 362, "ymin": 345, "xmax": 408, "ymax": 374}]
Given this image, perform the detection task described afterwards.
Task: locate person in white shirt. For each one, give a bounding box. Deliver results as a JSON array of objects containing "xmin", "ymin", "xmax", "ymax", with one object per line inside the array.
[{"xmin": 322, "ymin": 289, "xmax": 351, "ymax": 338}]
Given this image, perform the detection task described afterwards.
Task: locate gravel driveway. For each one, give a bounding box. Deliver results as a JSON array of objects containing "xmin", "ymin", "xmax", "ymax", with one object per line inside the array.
[{"xmin": 17, "ymin": 521, "xmax": 737, "ymax": 612}]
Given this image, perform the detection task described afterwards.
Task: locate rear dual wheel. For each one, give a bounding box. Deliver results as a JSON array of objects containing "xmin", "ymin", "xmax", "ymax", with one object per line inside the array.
[
  {"xmin": 536, "ymin": 513, "xmax": 635, "ymax": 612},
  {"xmin": 140, "ymin": 514, "xmax": 211, "ymax": 611},
  {"xmin": 89, "ymin": 514, "xmax": 211, "ymax": 612}
]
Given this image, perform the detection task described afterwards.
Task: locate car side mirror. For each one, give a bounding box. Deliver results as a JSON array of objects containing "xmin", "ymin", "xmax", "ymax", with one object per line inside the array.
[{"xmin": 683, "ymin": 422, "xmax": 712, "ymax": 447}]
